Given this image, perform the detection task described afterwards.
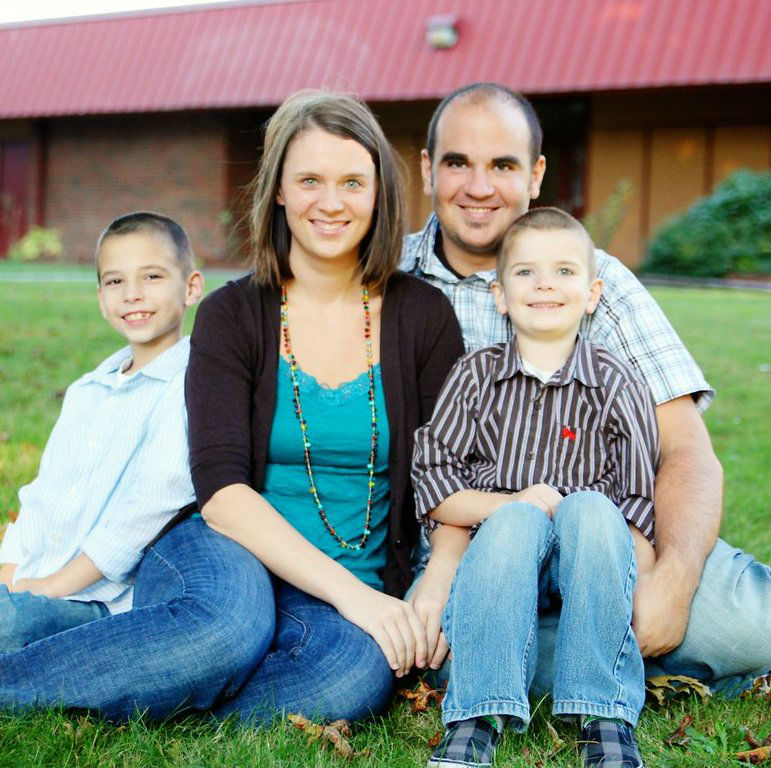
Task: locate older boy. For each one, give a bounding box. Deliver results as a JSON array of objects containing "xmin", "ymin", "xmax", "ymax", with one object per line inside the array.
[
  {"xmin": 413, "ymin": 208, "xmax": 658, "ymax": 768},
  {"xmin": 0, "ymin": 212, "xmax": 202, "ymax": 649}
]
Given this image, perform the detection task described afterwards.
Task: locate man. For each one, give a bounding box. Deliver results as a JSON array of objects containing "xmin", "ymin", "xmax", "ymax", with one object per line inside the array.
[{"xmin": 404, "ymin": 82, "xmax": 770, "ymax": 691}]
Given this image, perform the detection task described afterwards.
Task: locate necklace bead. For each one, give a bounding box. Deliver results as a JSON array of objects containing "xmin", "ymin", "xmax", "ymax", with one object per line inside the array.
[{"xmin": 280, "ymin": 284, "xmax": 378, "ymax": 551}]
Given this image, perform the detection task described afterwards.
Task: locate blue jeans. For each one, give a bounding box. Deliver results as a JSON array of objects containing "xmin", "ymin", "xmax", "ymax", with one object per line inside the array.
[
  {"xmin": 215, "ymin": 582, "xmax": 393, "ymax": 724},
  {"xmin": 418, "ymin": 515, "xmax": 771, "ymax": 698},
  {"xmin": 442, "ymin": 492, "xmax": 644, "ymax": 730},
  {"xmin": 530, "ymin": 538, "xmax": 771, "ymax": 697},
  {"xmin": 0, "ymin": 586, "xmax": 109, "ymax": 652},
  {"xmin": 0, "ymin": 518, "xmax": 393, "ymax": 723}
]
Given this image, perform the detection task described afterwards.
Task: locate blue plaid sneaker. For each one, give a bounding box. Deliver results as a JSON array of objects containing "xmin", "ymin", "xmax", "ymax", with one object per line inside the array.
[
  {"xmin": 579, "ymin": 717, "xmax": 644, "ymax": 768},
  {"xmin": 427, "ymin": 715, "xmax": 505, "ymax": 768}
]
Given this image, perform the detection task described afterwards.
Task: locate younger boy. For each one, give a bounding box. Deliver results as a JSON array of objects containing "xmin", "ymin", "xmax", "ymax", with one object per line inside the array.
[
  {"xmin": 412, "ymin": 208, "xmax": 659, "ymax": 768},
  {"xmin": 0, "ymin": 212, "xmax": 203, "ymax": 650}
]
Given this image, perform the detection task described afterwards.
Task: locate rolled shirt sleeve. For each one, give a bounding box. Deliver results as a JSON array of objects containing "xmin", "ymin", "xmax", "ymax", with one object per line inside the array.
[
  {"xmin": 412, "ymin": 355, "xmax": 481, "ymax": 526},
  {"xmin": 606, "ymin": 373, "xmax": 660, "ymax": 543}
]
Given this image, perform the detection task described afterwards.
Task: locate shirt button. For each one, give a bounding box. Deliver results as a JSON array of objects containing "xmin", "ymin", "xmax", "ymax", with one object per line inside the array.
[
  {"xmin": 533, "ymin": 402, "xmax": 542, "ymax": 410},
  {"xmin": 527, "ymin": 451, "xmax": 535, "ymax": 459}
]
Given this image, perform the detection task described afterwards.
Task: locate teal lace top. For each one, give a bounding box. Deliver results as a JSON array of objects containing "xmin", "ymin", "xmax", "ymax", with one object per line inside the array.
[{"xmin": 262, "ymin": 357, "xmax": 391, "ymax": 591}]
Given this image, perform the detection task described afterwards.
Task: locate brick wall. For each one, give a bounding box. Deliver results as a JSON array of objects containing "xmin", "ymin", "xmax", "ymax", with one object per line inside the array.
[{"xmin": 45, "ymin": 113, "xmax": 228, "ymax": 264}]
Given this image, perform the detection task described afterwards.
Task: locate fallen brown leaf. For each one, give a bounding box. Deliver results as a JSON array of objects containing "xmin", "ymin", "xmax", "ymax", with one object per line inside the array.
[
  {"xmin": 288, "ymin": 714, "xmax": 366, "ymax": 759},
  {"xmin": 646, "ymin": 674, "xmax": 711, "ymax": 705},
  {"xmin": 742, "ymin": 673, "xmax": 771, "ymax": 701},
  {"xmin": 546, "ymin": 720, "xmax": 564, "ymax": 751},
  {"xmin": 737, "ymin": 745, "xmax": 771, "ymax": 764},
  {"xmin": 396, "ymin": 680, "xmax": 446, "ymax": 714},
  {"xmin": 744, "ymin": 729, "xmax": 771, "ymax": 750},
  {"xmin": 427, "ymin": 730, "xmax": 443, "ymax": 748},
  {"xmin": 664, "ymin": 714, "xmax": 694, "ymax": 747}
]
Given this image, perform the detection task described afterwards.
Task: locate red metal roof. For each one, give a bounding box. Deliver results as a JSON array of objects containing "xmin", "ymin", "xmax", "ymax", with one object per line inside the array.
[{"xmin": 1, "ymin": 0, "xmax": 769, "ymax": 118}]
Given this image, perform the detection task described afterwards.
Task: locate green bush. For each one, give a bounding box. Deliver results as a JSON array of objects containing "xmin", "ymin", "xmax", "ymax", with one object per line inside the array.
[
  {"xmin": 643, "ymin": 170, "xmax": 771, "ymax": 277},
  {"xmin": 8, "ymin": 227, "xmax": 63, "ymax": 262}
]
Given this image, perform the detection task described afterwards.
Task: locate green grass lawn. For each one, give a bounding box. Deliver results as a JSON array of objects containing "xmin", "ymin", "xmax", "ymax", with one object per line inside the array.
[{"xmin": 0, "ymin": 268, "xmax": 769, "ymax": 767}]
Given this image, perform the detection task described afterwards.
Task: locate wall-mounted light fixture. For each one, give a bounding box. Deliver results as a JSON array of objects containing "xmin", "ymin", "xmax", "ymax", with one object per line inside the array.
[{"xmin": 427, "ymin": 14, "xmax": 459, "ymax": 49}]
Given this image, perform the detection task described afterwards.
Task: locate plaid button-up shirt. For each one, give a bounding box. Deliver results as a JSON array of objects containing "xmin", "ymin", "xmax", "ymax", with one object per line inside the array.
[
  {"xmin": 401, "ymin": 215, "xmax": 714, "ymax": 411},
  {"xmin": 412, "ymin": 336, "xmax": 660, "ymax": 541}
]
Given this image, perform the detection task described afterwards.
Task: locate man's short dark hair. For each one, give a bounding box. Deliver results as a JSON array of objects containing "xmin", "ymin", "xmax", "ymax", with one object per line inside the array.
[
  {"xmin": 95, "ymin": 212, "xmax": 194, "ymax": 278},
  {"xmin": 426, "ymin": 82, "xmax": 543, "ymax": 166}
]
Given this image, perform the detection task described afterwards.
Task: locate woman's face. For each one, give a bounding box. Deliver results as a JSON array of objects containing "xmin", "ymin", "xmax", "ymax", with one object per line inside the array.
[{"xmin": 276, "ymin": 128, "xmax": 378, "ymax": 270}]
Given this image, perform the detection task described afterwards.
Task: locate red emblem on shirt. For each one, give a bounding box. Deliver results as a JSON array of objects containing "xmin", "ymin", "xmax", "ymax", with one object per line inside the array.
[{"xmin": 561, "ymin": 426, "xmax": 576, "ymax": 441}]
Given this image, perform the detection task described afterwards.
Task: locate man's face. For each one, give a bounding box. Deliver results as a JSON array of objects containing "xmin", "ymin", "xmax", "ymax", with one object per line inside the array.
[{"xmin": 421, "ymin": 97, "xmax": 546, "ymax": 267}]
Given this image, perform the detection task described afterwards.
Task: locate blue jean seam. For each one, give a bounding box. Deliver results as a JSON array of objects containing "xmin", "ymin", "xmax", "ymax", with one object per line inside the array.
[
  {"xmin": 609, "ymin": 536, "xmax": 639, "ymax": 712},
  {"xmin": 144, "ymin": 547, "xmax": 187, "ymax": 600},
  {"xmin": 518, "ymin": 529, "xmax": 557, "ymax": 701},
  {"xmin": 276, "ymin": 607, "xmax": 311, "ymax": 660}
]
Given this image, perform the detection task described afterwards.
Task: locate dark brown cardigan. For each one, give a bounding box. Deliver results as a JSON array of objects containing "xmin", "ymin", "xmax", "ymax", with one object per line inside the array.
[{"xmin": 186, "ymin": 271, "xmax": 464, "ymax": 597}]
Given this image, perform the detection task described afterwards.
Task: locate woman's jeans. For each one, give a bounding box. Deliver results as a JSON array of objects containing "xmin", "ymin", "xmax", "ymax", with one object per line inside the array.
[
  {"xmin": 0, "ymin": 517, "xmax": 393, "ymax": 723},
  {"xmin": 442, "ymin": 492, "xmax": 644, "ymax": 730}
]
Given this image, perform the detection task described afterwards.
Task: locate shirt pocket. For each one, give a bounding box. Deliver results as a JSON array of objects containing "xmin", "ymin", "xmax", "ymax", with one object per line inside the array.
[{"xmin": 550, "ymin": 426, "xmax": 608, "ymax": 488}]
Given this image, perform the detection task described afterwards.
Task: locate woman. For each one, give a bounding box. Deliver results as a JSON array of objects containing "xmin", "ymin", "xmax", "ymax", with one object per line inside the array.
[
  {"xmin": 186, "ymin": 90, "xmax": 465, "ymax": 723},
  {"xmin": 0, "ymin": 91, "xmax": 464, "ymax": 725}
]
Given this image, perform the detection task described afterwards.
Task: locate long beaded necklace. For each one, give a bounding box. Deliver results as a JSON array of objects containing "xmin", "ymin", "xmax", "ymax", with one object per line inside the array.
[{"xmin": 280, "ymin": 284, "xmax": 378, "ymax": 551}]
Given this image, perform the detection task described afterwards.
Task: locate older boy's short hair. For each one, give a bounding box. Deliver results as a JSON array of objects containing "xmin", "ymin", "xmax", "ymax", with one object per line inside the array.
[
  {"xmin": 497, "ymin": 207, "xmax": 597, "ymax": 277},
  {"xmin": 95, "ymin": 212, "xmax": 195, "ymax": 278}
]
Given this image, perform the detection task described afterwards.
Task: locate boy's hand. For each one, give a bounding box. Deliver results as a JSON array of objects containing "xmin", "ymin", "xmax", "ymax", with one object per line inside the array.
[
  {"xmin": 12, "ymin": 575, "xmax": 55, "ymax": 597},
  {"xmin": 0, "ymin": 563, "xmax": 17, "ymax": 589},
  {"xmin": 408, "ymin": 575, "xmax": 450, "ymax": 669},
  {"xmin": 513, "ymin": 484, "xmax": 563, "ymax": 518}
]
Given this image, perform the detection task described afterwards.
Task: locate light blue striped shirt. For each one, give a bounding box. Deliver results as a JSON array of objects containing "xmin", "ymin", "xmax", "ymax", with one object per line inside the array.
[{"xmin": 0, "ymin": 337, "xmax": 194, "ymax": 613}]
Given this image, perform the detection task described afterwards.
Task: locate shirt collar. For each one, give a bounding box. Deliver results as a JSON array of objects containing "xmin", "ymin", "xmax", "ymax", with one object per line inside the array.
[
  {"xmin": 407, "ymin": 214, "xmax": 498, "ymax": 286},
  {"xmin": 79, "ymin": 336, "xmax": 190, "ymax": 387},
  {"xmin": 494, "ymin": 334, "xmax": 602, "ymax": 388}
]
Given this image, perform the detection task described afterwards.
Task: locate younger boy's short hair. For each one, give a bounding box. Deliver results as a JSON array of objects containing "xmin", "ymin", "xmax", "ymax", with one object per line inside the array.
[
  {"xmin": 95, "ymin": 212, "xmax": 195, "ymax": 278},
  {"xmin": 498, "ymin": 207, "xmax": 597, "ymax": 277}
]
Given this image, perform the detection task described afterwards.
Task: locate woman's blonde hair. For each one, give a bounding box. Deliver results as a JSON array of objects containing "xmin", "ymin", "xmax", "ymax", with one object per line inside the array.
[{"xmin": 250, "ymin": 90, "xmax": 405, "ymax": 291}]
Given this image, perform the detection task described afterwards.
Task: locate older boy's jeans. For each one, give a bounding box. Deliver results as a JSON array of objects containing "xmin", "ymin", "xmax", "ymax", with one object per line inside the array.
[
  {"xmin": 442, "ymin": 492, "xmax": 645, "ymax": 730},
  {"xmin": 0, "ymin": 518, "xmax": 392, "ymax": 722},
  {"xmin": 0, "ymin": 587, "xmax": 109, "ymax": 652}
]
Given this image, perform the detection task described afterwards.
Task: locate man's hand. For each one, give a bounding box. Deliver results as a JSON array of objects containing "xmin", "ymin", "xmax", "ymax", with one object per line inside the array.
[
  {"xmin": 632, "ymin": 561, "xmax": 692, "ymax": 657},
  {"xmin": 513, "ymin": 484, "xmax": 563, "ymax": 518}
]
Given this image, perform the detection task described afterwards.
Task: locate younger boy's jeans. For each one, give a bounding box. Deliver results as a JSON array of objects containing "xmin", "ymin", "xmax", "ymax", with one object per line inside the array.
[
  {"xmin": 442, "ymin": 491, "xmax": 645, "ymax": 730},
  {"xmin": 0, "ymin": 586, "xmax": 109, "ymax": 652}
]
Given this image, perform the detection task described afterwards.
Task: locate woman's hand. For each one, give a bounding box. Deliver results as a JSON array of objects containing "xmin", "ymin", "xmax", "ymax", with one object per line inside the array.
[{"xmin": 336, "ymin": 585, "xmax": 427, "ymax": 678}]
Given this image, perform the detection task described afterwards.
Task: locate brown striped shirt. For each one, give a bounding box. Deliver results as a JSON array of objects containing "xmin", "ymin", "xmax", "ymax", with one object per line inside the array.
[{"xmin": 412, "ymin": 336, "xmax": 659, "ymax": 542}]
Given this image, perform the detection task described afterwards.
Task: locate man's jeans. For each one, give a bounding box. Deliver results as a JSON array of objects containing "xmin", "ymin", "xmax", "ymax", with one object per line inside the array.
[
  {"xmin": 0, "ymin": 518, "xmax": 393, "ymax": 723},
  {"xmin": 0, "ymin": 586, "xmax": 109, "ymax": 652},
  {"xmin": 442, "ymin": 492, "xmax": 644, "ymax": 730}
]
